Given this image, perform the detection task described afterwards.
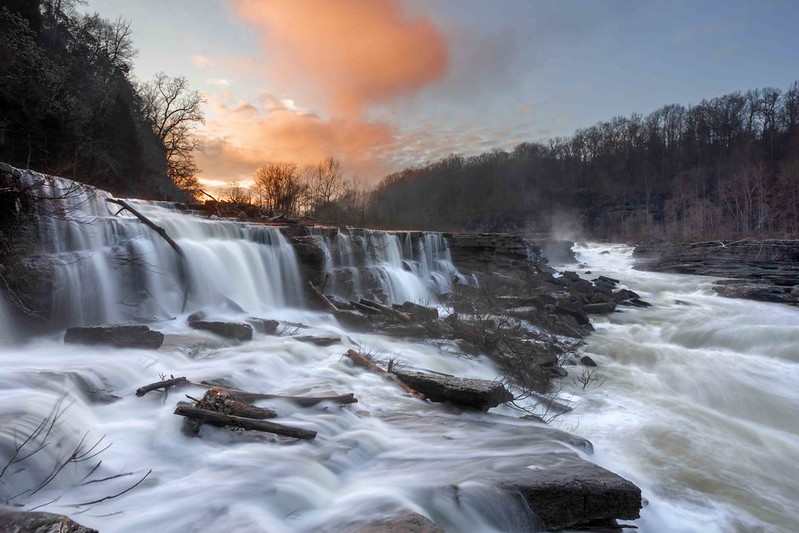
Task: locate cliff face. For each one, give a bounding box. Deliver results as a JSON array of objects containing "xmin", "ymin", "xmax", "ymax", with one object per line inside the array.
[{"xmin": 634, "ymin": 241, "xmax": 799, "ymax": 305}]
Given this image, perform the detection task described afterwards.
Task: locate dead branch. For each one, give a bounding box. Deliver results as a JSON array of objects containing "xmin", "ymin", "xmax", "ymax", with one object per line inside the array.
[
  {"xmin": 135, "ymin": 376, "xmax": 189, "ymax": 397},
  {"xmin": 196, "ymin": 381, "xmax": 357, "ymax": 406},
  {"xmin": 105, "ymin": 198, "xmax": 183, "ymax": 258},
  {"xmin": 307, "ymin": 281, "xmax": 339, "ymax": 312}
]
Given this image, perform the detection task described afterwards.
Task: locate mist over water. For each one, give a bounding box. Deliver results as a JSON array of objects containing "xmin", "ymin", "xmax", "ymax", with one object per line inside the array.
[{"xmin": 564, "ymin": 244, "xmax": 799, "ymax": 533}]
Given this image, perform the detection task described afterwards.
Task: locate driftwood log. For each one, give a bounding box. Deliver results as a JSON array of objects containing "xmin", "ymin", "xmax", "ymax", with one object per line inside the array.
[
  {"xmin": 198, "ymin": 381, "xmax": 358, "ymax": 406},
  {"xmin": 136, "ymin": 376, "xmax": 189, "ymax": 397},
  {"xmin": 175, "ymin": 404, "xmax": 316, "ymax": 439},
  {"xmin": 344, "ymin": 349, "xmax": 426, "ymax": 400},
  {"xmin": 308, "ymin": 281, "xmax": 340, "ymax": 312},
  {"xmin": 360, "ymin": 299, "xmax": 413, "ymax": 322},
  {"xmin": 106, "ymin": 198, "xmax": 184, "ymax": 258}
]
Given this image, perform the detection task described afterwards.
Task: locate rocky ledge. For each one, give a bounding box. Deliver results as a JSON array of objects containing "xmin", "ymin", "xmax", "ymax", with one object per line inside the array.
[{"xmin": 634, "ymin": 240, "xmax": 799, "ymax": 306}]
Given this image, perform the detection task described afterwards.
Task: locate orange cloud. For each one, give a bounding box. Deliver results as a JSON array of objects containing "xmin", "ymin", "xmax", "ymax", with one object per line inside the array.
[
  {"xmin": 196, "ymin": 95, "xmax": 396, "ymax": 185},
  {"xmin": 229, "ymin": 0, "xmax": 450, "ymax": 113}
]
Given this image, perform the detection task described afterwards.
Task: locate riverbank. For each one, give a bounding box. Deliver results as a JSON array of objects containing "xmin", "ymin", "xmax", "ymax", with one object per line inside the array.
[{"xmin": 633, "ymin": 240, "xmax": 799, "ymax": 306}]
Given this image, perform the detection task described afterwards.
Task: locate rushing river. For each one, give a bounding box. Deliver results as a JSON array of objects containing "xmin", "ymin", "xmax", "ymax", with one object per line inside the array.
[
  {"xmin": 563, "ymin": 244, "xmax": 799, "ymax": 533},
  {"xmin": 1, "ymin": 173, "xmax": 797, "ymax": 532}
]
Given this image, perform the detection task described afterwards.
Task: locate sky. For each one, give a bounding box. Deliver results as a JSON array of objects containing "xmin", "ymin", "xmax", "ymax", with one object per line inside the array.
[{"xmin": 85, "ymin": 0, "xmax": 799, "ymax": 188}]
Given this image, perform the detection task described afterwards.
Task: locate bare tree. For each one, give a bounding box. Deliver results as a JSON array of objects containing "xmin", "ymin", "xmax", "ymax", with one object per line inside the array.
[
  {"xmin": 222, "ymin": 181, "xmax": 252, "ymax": 205},
  {"xmin": 253, "ymin": 162, "xmax": 307, "ymax": 216},
  {"xmin": 307, "ymin": 156, "xmax": 345, "ymax": 216},
  {"xmin": 139, "ymin": 73, "xmax": 205, "ymax": 197}
]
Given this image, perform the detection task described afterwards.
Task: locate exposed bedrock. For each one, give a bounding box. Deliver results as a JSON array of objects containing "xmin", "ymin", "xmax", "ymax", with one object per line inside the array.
[
  {"xmin": 64, "ymin": 324, "xmax": 164, "ymax": 349},
  {"xmin": 634, "ymin": 240, "xmax": 799, "ymax": 306}
]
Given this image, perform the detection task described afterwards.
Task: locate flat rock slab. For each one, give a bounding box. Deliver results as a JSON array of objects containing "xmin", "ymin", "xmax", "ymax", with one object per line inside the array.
[
  {"xmin": 296, "ymin": 334, "xmax": 341, "ymax": 346},
  {"xmin": 189, "ymin": 320, "xmax": 253, "ymax": 341},
  {"xmin": 0, "ymin": 509, "xmax": 97, "ymax": 533},
  {"xmin": 391, "ymin": 368, "xmax": 513, "ymax": 410},
  {"xmin": 498, "ymin": 453, "xmax": 642, "ymax": 530},
  {"xmin": 64, "ymin": 324, "xmax": 164, "ymax": 349}
]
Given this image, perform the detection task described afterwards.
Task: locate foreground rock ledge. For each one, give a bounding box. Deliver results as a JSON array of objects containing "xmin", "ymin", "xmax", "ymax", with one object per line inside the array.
[
  {"xmin": 64, "ymin": 324, "xmax": 164, "ymax": 349},
  {"xmin": 0, "ymin": 509, "xmax": 97, "ymax": 533},
  {"xmin": 391, "ymin": 368, "xmax": 514, "ymax": 410},
  {"xmin": 498, "ymin": 453, "xmax": 642, "ymax": 530}
]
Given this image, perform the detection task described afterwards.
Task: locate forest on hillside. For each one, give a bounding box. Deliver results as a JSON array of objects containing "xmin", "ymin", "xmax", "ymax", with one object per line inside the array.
[
  {"xmin": 0, "ymin": 0, "xmax": 203, "ymax": 199},
  {"xmin": 369, "ymin": 83, "xmax": 799, "ymax": 240}
]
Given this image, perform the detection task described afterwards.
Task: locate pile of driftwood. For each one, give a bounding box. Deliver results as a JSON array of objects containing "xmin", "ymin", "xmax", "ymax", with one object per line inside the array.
[{"xmin": 135, "ymin": 377, "xmax": 357, "ymax": 441}]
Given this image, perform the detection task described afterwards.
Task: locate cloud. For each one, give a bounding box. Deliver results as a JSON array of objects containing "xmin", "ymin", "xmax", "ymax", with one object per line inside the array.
[
  {"xmin": 229, "ymin": 0, "xmax": 450, "ymax": 113},
  {"xmin": 207, "ymin": 78, "xmax": 231, "ymax": 87},
  {"xmin": 196, "ymin": 95, "xmax": 396, "ymax": 184},
  {"xmin": 192, "ymin": 55, "xmax": 212, "ymax": 68}
]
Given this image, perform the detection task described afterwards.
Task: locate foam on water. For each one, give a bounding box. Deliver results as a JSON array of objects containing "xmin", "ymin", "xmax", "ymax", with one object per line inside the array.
[{"xmin": 562, "ymin": 243, "xmax": 799, "ymax": 533}]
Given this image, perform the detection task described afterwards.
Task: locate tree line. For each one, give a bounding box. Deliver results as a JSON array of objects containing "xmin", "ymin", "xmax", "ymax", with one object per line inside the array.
[
  {"xmin": 220, "ymin": 157, "xmax": 374, "ymax": 224},
  {"xmin": 367, "ymin": 82, "xmax": 799, "ymax": 240},
  {"xmin": 0, "ymin": 0, "xmax": 204, "ymax": 199}
]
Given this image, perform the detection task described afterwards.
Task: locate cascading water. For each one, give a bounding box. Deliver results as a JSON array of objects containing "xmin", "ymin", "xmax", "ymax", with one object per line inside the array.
[
  {"xmin": 557, "ymin": 243, "xmax": 799, "ymax": 533},
  {"xmin": 312, "ymin": 228, "xmax": 464, "ymax": 305},
  {"xmin": 20, "ymin": 170, "xmax": 304, "ymax": 326}
]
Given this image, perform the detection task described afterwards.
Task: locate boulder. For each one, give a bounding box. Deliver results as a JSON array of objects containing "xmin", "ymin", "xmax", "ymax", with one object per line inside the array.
[
  {"xmin": 391, "ymin": 368, "xmax": 513, "ymax": 410},
  {"xmin": 247, "ymin": 317, "xmax": 279, "ymax": 334},
  {"xmin": 189, "ymin": 321, "xmax": 253, "ymax": 341},
  {"xmin": 580, "ymin": 355, "xmax": 598, "ymax": 367},
  {"xmin": 553, "ymin": 304, "xmax": 590, "ymax": 326},
  {"xmin": 398, "ymin": 301, "xmax": 438, "ymax": 321},
  {"xmin": 296, "ymin": 334, "xmax": 341, "ymax": 346},
  {"xmin": 583, "ymin": 302, "xmax": 617, "ymax": 314},
  {"xmin": 499, "ymin": 454, "xmax": 641, "ymax": 530},
  {"xmin": 0, "ymin": 509, "xmax": 97, "ymax": 533},
  {"xmin": 64, "ymin": 324, "xmax": 164, "ymax": 349}
]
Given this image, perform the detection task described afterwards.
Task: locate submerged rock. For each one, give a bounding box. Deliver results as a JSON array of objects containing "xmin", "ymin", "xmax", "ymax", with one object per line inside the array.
[
  {"xmin": 247, "ymin": 317, "xmax": 279, "ymax": 334},
  {"xmin": 391, "ymin": 368, "xmax": 513, "ymax": 410},
  {"xmin": 189, "ymin": 320, "xmax": 253, "ymax": 341},
  {"xmin": 353, "ymin": 513, "xmax": 443, "ymax": 533},
  {"xmin": 0, "ymin": 509, "xmax": 97, "ymax": 533},
  {"xmin": 64, "ymin": 324, "xmax": 164, "ymax": 349}
]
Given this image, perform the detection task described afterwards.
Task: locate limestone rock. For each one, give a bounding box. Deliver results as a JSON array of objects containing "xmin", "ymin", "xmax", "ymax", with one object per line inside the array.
[
  {"xmin": 64, "ymin": 324, "xmax": 164, "ymax": 349},
  {"xmin": 391, "ymin": 368, "xmax": 513, "ymax": 410}
]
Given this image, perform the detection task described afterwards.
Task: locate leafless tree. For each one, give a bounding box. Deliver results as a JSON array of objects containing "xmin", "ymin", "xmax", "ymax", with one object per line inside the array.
[
  {"xmin": 139, "ymin": 73, "xmax": 205, "ymax": 197},
  {"xmin": 253, "ymin": 162, "xmax": 307, "ymax": 216}
]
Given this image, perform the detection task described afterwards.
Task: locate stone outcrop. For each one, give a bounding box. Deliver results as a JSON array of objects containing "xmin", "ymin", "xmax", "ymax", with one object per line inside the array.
[
  {"xmin": 635, "ymin": 240, "xmax": 799, "ymax": 306},
  {"xmin": 443, "ymin": 232, "xmax": 535, "ymax": 274},
  {"xmin": 353, "ymin": 513, "xmax": 444, "ymax": 533},
  {"xmin": 64, "ymin": 324, "xmax": 164, "ymax": 349},
  {"xmin": 498, "ymin": 453, "xmax": 642, "ymax": 530},
  {"xmin": 0, "ymin": 509, "xmax": 97, "ymax": 533},
  {"xmin": 189, "ymin": 320, "xmax": 253, "ymax": 341},
  {"xmin": 391, "ymin": 368, "xmax": 514, "ymax": 410}
]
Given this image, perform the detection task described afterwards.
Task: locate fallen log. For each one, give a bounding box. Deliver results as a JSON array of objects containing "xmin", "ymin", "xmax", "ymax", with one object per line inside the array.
[
  {"xmin": 349, "ymin": 300, "xmax": 383, "ymax": 315},
  {"xmin": 344, "ymin": 349, "xmax": 426, "ymax": 400},
  {"xmin": 106, "ymin": 198, "xmax": 183, "ymax": 258},
  {"xmin": 199, "ymin": 388, "xmax": 279, "ymax": 420},
  {"xmin": 175, "ymin": 404, "xmax": 316, "ymax": 439},
  {"xmin": 360, "ymin": 298, "xmax": 413, "ymax": 322},
  {"xmin": 198, "ymin": 381, "xmax": 358, "ymax": 406},
  {"xmin": 308, "ymin": 281, "xmax": 340, "ymax": 313},
  {"xmin": 136, "ymin": 376, "xmax": 189, "ymax": 397}
]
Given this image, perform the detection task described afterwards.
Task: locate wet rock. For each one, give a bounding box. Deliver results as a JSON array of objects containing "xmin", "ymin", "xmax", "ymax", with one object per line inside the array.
[
  {"xmin": 296, "ymin": 334, "xmax": 341, "ymax": 346},
  {"xmin": 580, "ymin": 355, "xmax": 598, "ymax": 367},
  {"xmin": 0, "ymin": 509, "xmax": 97, "ymax": 533},
  {"xmin": 499, "ymin": 454, "xmax": 642, "ymax": 530},
  {"xmin": 64, "ymin": 324, "xmax": 164, "ymax": 349},
  {"xmin": 247, "ymin": 317, "xmax": 279, "ymax": 334},
  {"xmin": 553, "ymin": 304, "xmax": 590, "ymax": 326},
  {"xmin": 189, "ymin": 320, "xmax": 253, "ymax": 341},
  {"xmin": 398, "ymin": 301, "xmax": 438, "ymax": 321},
  {"xmin": 391, "ymin": 368, "xmax": 513, "ymax": 410},
  {"xmin": 612, "ymin": 288, "xmax": 641, "ymax": 301},
  {"xmin": 334, "ymin": 309, "xmax": 375, "ymax": 331},
  {"xmin": 353, "ymin": 513, "xmax": 443, "ymax": 533},
  {"xmin": 583, "ymin": 302, "xmax": 617, "ymax": 314}
]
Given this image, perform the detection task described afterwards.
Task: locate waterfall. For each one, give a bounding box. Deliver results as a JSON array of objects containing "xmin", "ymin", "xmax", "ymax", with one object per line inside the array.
[
  {"xmin": 18, "ymin": 170, "xmax": 304, "ymax": 326},
  {"xmin": 312, "ymin": 227, "xmax": 463, "ymax": 305}
]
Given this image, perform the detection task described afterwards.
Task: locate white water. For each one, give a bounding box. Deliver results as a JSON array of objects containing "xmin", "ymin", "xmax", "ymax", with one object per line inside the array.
[
  {"xmin": 313, "ymin": 228, "xmax": 463, "ymax": 305},
  {"xmin": 561, "ymin": 244, "xmax": 799, "ymax": 533},
  {"xmin": 4, "ymin": 171, "xmax": 797, "ymax": 531}
]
